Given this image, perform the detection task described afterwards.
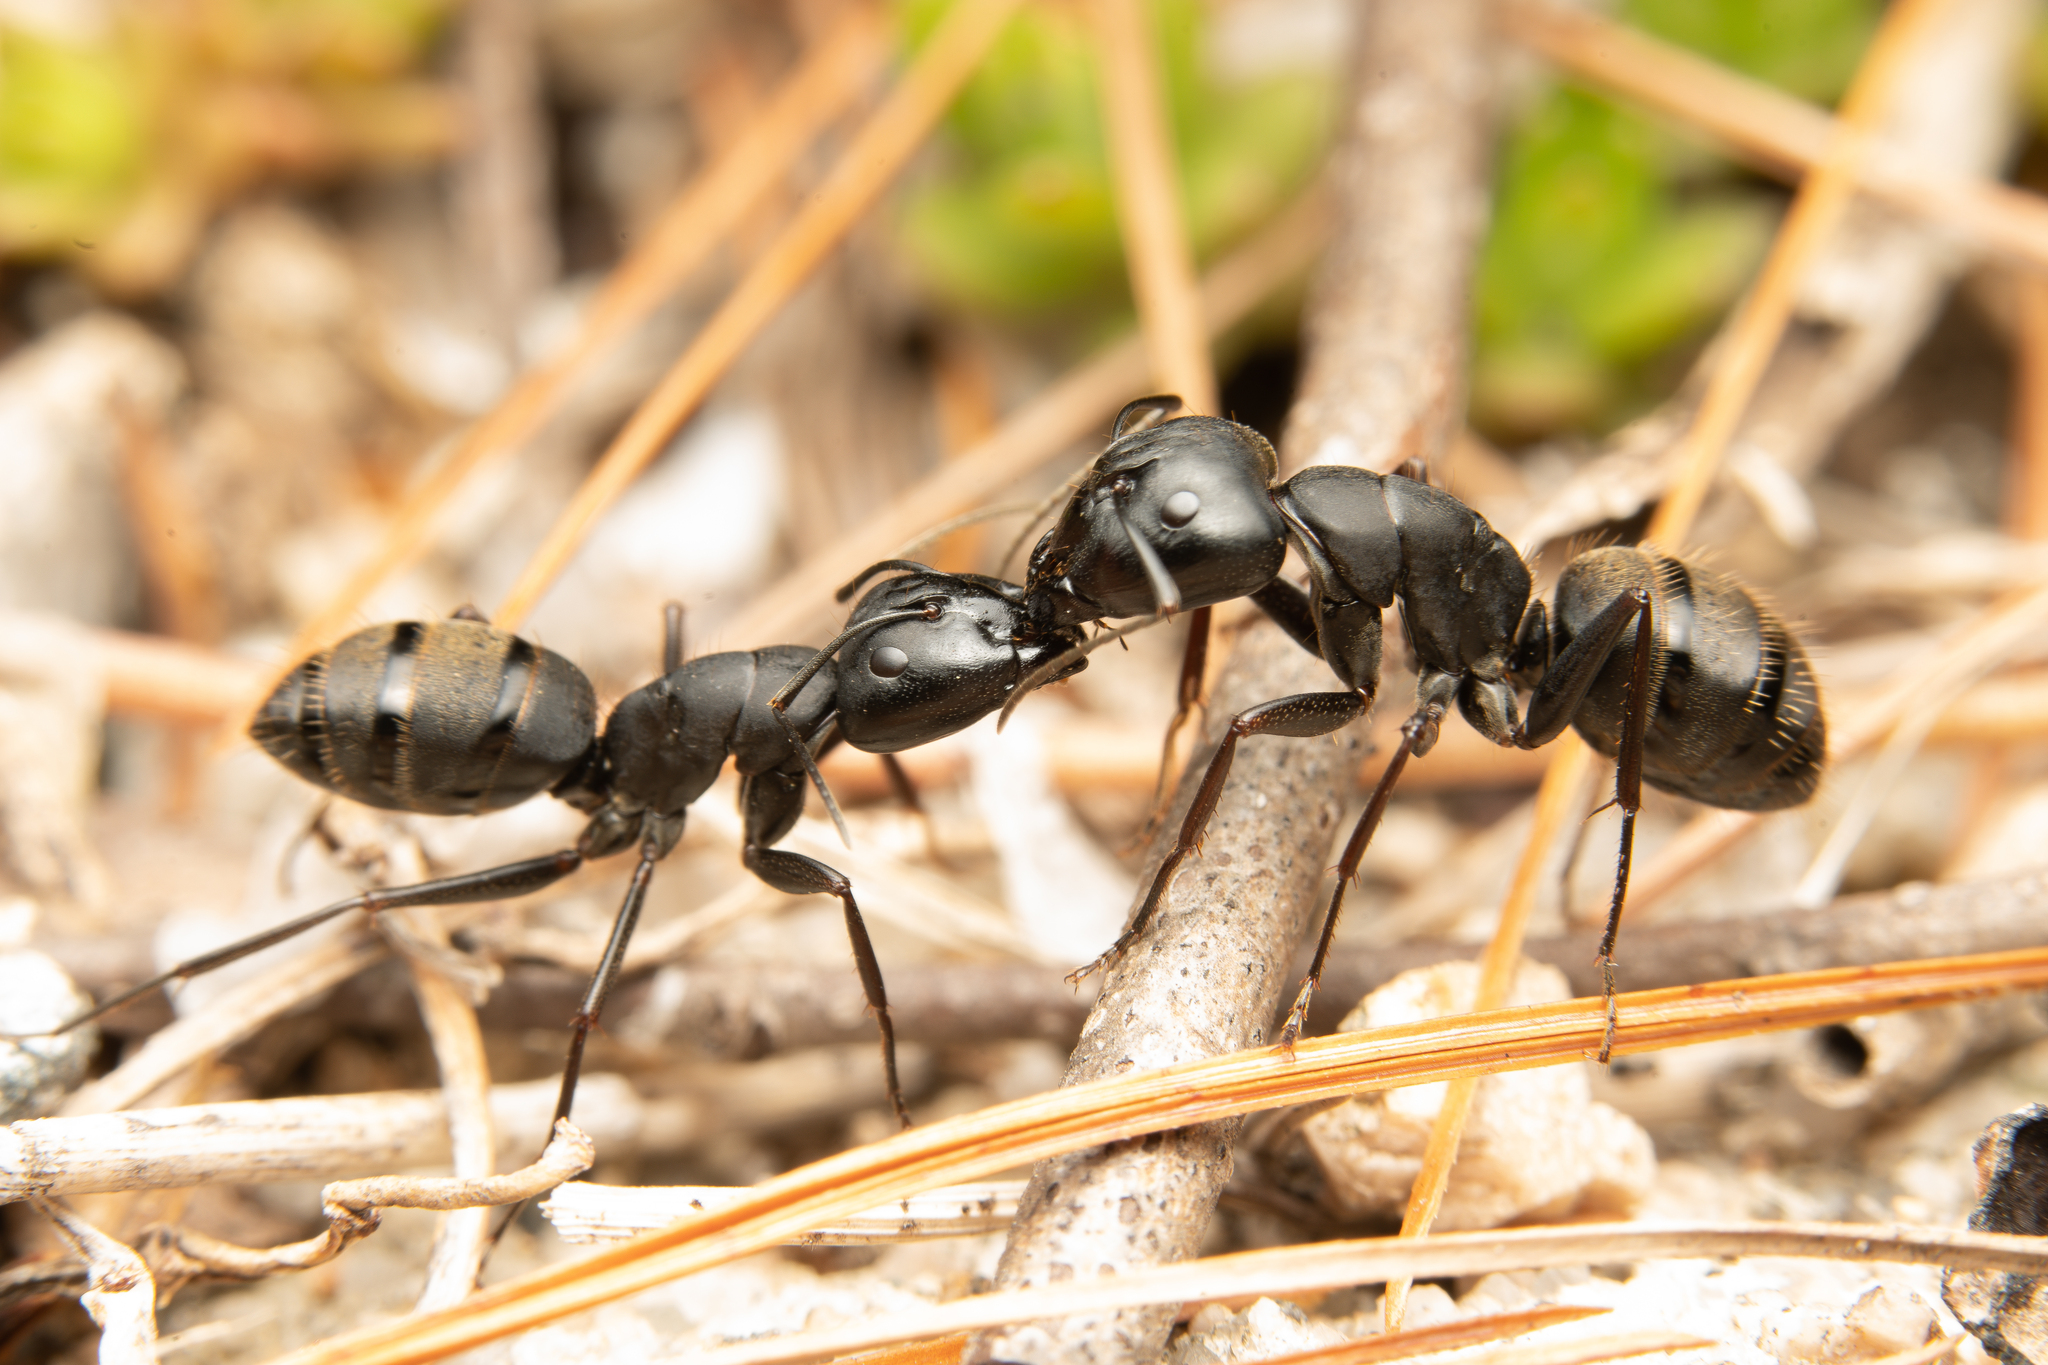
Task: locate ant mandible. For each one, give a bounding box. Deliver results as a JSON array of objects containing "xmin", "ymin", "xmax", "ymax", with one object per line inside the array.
[
  {"xmin": 41, "ymin": 570, "xmax": 1084, "ymax": 1129},
  {"xmin": 1004, "ymin": 396, "xmax": 1827, "ymax": 1056}
]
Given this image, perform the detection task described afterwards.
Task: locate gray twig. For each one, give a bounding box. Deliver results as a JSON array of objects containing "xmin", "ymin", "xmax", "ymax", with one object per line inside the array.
[{"xmin": 970, "ymin": 3, "xmax": 1497, "ymax": 1360}]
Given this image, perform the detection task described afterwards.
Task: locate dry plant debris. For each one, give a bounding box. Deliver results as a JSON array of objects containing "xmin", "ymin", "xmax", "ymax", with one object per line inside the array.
[{"xmin": 6, "ymin": 0, "xmax": 2048, "ymax": 1362}]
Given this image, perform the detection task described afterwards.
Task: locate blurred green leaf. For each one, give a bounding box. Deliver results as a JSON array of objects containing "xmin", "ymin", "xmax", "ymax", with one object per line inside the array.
[
  {"xmin": 894, "ymin": 0, "xmax": 1332, "ymax": 317},
  {"xmin": 0, "ymin": 31, "xmax": 147, "ymax": 247},
  {"xmin": 1473, "ymin": 0, "xmax": 1876, "ymax": 437},
  {"xmin": 1622, "ymin": 0, "xmax": 1879, "ymax": 105}
]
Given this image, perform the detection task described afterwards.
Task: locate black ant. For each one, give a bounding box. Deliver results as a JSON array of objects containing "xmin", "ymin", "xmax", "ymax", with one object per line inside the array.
[
  {"xmin": 1004, "ymin": 396, "xmax": 1827, "ymax": 1056},
  {"xmin": 40, "ymin": 571, "xmax": 1085, "ymax": 1129}
]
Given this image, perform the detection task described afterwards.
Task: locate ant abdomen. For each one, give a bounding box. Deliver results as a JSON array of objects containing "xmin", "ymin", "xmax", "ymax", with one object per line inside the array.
[
  {"xmin": 250, "ymin": 619, "xmax": 598, "ymax": 818},
  {"xmin": 1549, "ymin": 547, "xmax": 1825, "ymax": 813}
]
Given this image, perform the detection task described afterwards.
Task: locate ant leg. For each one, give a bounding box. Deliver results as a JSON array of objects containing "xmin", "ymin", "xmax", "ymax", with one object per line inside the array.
[
  {"xmin": 1516, "ymin": 586, "xmax": 1653, "ymax": 1061},
  {"xmin": 880, "ymin": 753, "xmax": 948, "ymax": 868},
  {"xmin": 1145, "ymin": 607, "xmax": 1214, "ymax": 823},
  {"xmin": 744, "ymin": 843, "xmax": 908, "ymax": 1128},
  {"xmin": 740, "ymin": 770, "xmax": 910, "ymax": 1127},
  {"xmin": 552, "ymin": 839, "xmax": 659, "ymax": 1126},
  {"xmin": 1075, "ymin": 690, "xmax": 1369, "ymax": 983},
  {"xmin": 1595, "ymin": 598, "xmax": 1655, "ymax": 1063},
  {"xmin": 27, "ymin": 851, "xmax": 585, "ymax": 1041},
  {"xmin": 1277, "ymin": 707, "xmax": 1437, "ymax": 1051},
  {"xmin": 1518, "ymin": 588, "xmax": 1651, "ymax": 749}
]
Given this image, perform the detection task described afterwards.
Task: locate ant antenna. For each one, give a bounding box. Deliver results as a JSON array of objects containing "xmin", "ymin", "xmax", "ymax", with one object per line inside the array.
[
  {"xmin": 1111, "ymin": 394, "xmax": 1183, "ymax": 439},
  {"xmin": 835, "ymin": 560, "xmax": 934, "ymax": 604}
]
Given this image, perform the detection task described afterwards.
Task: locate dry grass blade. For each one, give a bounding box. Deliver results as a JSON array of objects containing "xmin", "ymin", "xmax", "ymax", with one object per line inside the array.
[
  {"xmin": 1864, "ymin": 1337, "xmax": 1967, "ymax": 1365},
  {"xmin": 1452, "ymin": 1333, "xmax": 1714, "ymax": 1365},
  {"xmin": 267, "ymin": 945, "xmax": 2048, "ymax": 1364},
  {"xmin": 827, "ymin": 1303, "xmax": 1610, "ymax": 1365},
  {"xmin": 544, "ymin": 1179, "xmax": 1027, "ymax": 1246},
  {"xmin": 741, "ymin": 186, "xmax": 1329, "ymax": 644},
  {"xmin": 61, "ymin": 936, "xmax": 388, "ymax": 1117},
  {"xmin": 705, "ymin": 1298, "xmax": 1619, "ymax": 1365},
  {"xmin": 1795, "ymin": 579, "xmax": 2048, "ymax": 905},
  {"xmin": 397, "ymin": 909, "xmax": 497, "ymax": 1312},
  {"xmin": 830, "ymin": 1334, "xmax": 977, "ymax": 1365},
  {"xmin": 1646, "ymin": 0, "xmax": 1954, "ymax": 548},
  {"xmin": 259, "ymin": 3, "xmax": 887, "ymax": 690},
  {"xmin": 1636, "ymin": 576, "xmax": 2048, "ymax": 910},
  {"xmin": 491, "ymin": 0, "xmax": 1024, "ymax": 630},
  {"xmin": 1384, "ymin": 0, "xmax": 1958, "ymax": 1324},
  {"xmin": 1251, "ymin": 1305, "xmax": 1610, "ymax": 1365},
  {"xmin": 439, "ymin": 1222, "xmax": 2034, "ymax": 1365},
  {"xmin": 35, "ymin": 1196, "xmax": 157, "ymax": 1365},
  {"xmin": 1498, "ymin": 0, "xmax": 2048, "ymax": 270},
  {"xmin": 1094, "ymin": 0, "xmax": 1216, "ymax": 414}
]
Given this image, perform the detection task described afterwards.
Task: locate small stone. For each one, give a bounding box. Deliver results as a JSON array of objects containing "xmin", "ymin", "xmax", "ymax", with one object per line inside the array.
[
  {"xmin": 1826, "ymin": 1283, "xmax": 1937, "ymax": 1361},
  {"xmin": 0, "ymin": 950, "xmax": 95, "ymax": 1120},
  {"xmin": 1168, "ymin": 1297, "xmax": 1348, "ymax": 1365},
  {"xmin": 1297, "ymin": 960, "xmax": 1655, "ymax": 1228}
]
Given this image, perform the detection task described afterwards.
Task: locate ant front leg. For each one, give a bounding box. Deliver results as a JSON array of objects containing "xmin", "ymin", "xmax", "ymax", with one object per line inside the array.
[
  {"xmin": 738, "ymin": 770, "xmax": 911, "ymax": 1129},
  {"xmin": 1519, "ymin": 586, "xmax": 1654, "ymax": 1062},
  {"xmin": 1076, "ymin": 690, "xmax": 1369, "ymax": 984},
  {"xmin": 1147, "ymin": 606, "xmax": 1214, "ymax": 816}
]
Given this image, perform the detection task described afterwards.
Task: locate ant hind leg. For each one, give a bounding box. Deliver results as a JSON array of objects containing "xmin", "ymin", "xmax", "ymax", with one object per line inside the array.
[
  {"xmin": 29, "ymin": 849, "xmax": 586, "ymax": 1043},
  {"xmin": 1593, "ymin": 596, "xmax": 1656, "ymax": 1062},
  {"xmin": 1278, "ymin": 706, "xmax": 1438, "ymax": 1052}
]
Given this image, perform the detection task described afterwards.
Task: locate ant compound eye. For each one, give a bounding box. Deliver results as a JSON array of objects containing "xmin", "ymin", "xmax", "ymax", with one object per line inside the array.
[
  {"xmin": 1160, "ymin": 489, "xmax": 1201, "ymax": 528},
  {"xmin": 868, "ymin": 645, "xmax": 910, "ymax": 679}
]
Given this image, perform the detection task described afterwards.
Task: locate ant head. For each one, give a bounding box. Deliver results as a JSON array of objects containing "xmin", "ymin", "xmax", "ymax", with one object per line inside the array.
[
  {"xmin": 1023, "ymin": 413, "xmax": 1287, "ymax": 630},
  {"xmin": 833, "ymin": 567, "xmax": 1086, "ymax": 753}
]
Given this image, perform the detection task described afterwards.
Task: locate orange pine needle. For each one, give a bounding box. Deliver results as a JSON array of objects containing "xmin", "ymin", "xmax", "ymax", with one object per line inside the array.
[
  {"xmin": 1094, "ymin": 0, "xmax": 1217, "ymax": 414},
  {"xmin": 244, "ymin": 4, "xmax": 887, "ymax": 732},
  {"xmin": 491, "ymin": 0, "xmax": 1026, "ymax": 631},
  {"xmin": 1382, "ymin": 0, "xmax": 1961, "ymax": 1326},
  {"xmin": 270, "ymin": 943, "xmax": 2048, "ymax": 1364}
]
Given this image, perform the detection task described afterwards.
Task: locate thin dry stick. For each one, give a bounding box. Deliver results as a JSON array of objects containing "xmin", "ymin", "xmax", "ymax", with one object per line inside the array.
[
  {"xmin": 1382, "ymin": 0, "xmax": 1958, "ymax": 1327},
  {"xmin": 59, "ymin": 936, "xmax": 389, "ymax": 1118},
  {"xmin": 146, "ymin": 1121, "xmax": 593, "ymax": 1284},
  {"xmin": 264, "ymin": 944, "xmax": 2048, "ymax": 1365},
  {"xmin": 0, "ymin": 1077, "xmax": 661, "ymax": 1201},
  {"xmin": 1498, "ymin": 0, "xmax": 2048, "ymax": 271},
  {"xmin": 1632, "ymin": 578, "xmax": 2048, "ymax": 910},
  {"xmin": 35, "ymin": 1196, "xmax": 157, "ymax": 1365},
  {"xmin": 326, "ymin": 1211, "xmax": 2048, "ymax": 1365},
  {"xmin": 1094, "ymin": 0, "xmax": 1216, "ymax": 415},
  {"xmin": 544, "ymin": 1179, "xmax": 1027, "ymax": 1245},
  {"xmin": 263, "ymin": 4, "xmax": 886, "ymax": 694},
  {"xmin": 492, "ymin": 0, "xmax": 1024, "ymax": 631},
  {"xmin": 395, "ymin": 908, "xmax": 497, "ymax": 1312},
  {"xmin": 1450, "ymin": 1335, "xmax": 1715, "ymax": 1365},
  {"xmin": 723, "ymin": 185, "xmax": 1327, "ymax": 645},
  {"xmin": 826, "ymin": 1307, "xmax": 1615, "ymax": 1365},
  {"xmin": 1243, "ymin": 1306, "xmax": 1610, "ymax": 1365},
  {"xmin": 971, "ymin": 6, "xmax": 1497, "ymax": 1359},
  {"xmin": 2014, "ymin": 271, "xmax": 2048, "ymax": 539},
  {"xmin": 1793, "ymin": 579, "xmax": 2048, "ymax": 906},
  {"xmin": 716, "ymin": 1301, "xmax": 1634, "ymax": 1365}
]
